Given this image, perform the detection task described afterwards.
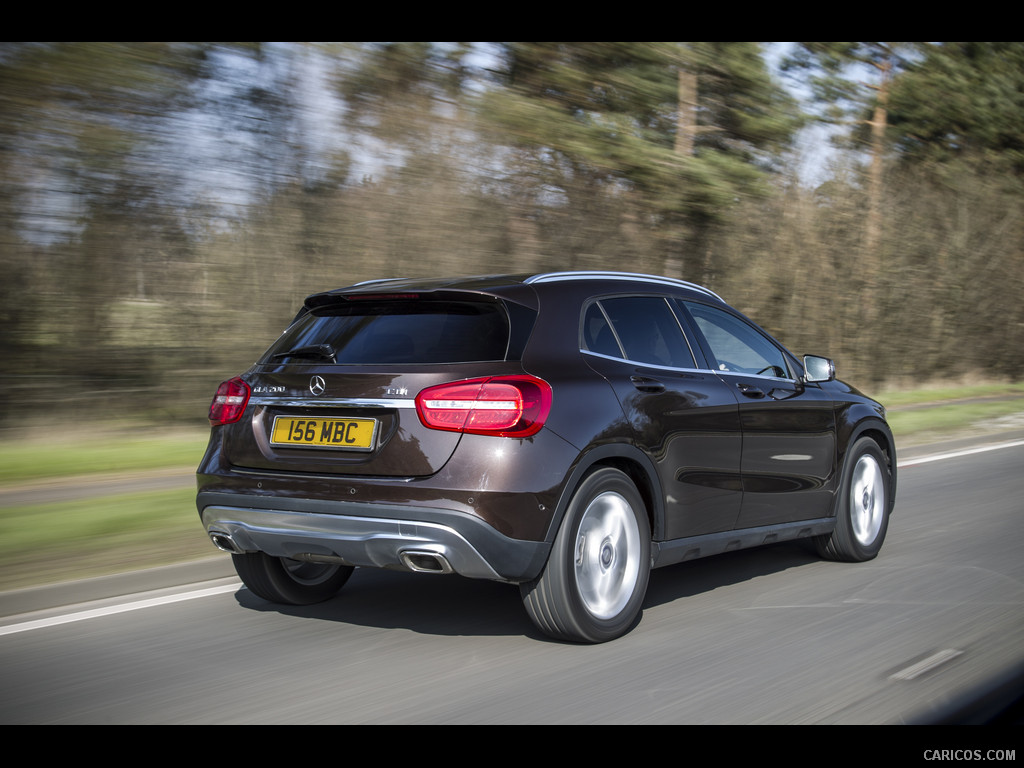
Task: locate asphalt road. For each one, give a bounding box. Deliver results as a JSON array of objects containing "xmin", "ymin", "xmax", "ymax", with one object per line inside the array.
[{"xmin": 1, "ymin": 433, "xmax": 1022, "ymax": 724}]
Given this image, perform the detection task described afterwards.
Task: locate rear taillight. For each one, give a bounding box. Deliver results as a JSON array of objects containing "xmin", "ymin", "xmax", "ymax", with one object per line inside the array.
[
  {"xmin": 208, "ymin": 377, "xmax": 250, "ymax": 426},
  {"xmin": 415, "ymin": 376, "xmax": 552, "ymax": 438}
]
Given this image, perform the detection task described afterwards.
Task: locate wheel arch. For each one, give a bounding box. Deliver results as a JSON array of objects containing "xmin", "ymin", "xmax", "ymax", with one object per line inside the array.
[
  {"xmin": 838, "ymin": 417, "xmax": 898, "ymax": 516},
  {"xmin": 544, "ymin": 443, "xmax": 663, "ymax": 544}
]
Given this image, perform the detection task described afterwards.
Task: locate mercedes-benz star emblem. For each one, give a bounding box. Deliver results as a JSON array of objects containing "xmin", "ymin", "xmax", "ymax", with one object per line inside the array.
[{"xmin": 309, "ymin": 375, "xmax": 326, "ymax": 396}]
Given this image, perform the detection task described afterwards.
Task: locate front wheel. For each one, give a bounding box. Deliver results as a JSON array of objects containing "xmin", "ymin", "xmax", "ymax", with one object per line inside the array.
[
  {"xmin": 232, "ymin": 552, "xmax": 353, "ymax": 605},
  {"xmin": 816, "ymin": 437, "xmax": 891, "ymax": 562},
  {"xmin": 521, "ymin": 467, "xmax": 651, "ymax": 643}
]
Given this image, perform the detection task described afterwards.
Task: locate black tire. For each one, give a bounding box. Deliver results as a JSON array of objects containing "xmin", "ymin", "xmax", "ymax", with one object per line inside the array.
[
  {"xmin": 232, "ymin": 552, "xmax": 353, "ymax": 605},
  {"xmin": 816, "ymin": 437, "xmax": 891, "ymax": 562},
  {"xmin": 521, "ymin": 467, "xmax": 651, "ymax": 643}
]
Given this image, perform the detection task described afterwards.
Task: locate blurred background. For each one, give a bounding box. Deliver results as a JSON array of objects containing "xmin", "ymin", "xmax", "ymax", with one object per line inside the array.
[
  {"xmin": 1, "ymin": 42, "xmax": 1022, "ymax": 429},
  {"xmin": 3, "ymin": 45, "xmax": 1022, "ymax": 724}
]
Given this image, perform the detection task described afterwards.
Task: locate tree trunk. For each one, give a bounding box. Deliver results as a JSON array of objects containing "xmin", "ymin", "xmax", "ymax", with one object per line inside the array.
[
  {"xmin": 674, "ymin": 68, "xmax": 698, "ymax": 157},
  {"xmin": 866, "ymin": 56, "xmax": 891, "ymax": 258}
]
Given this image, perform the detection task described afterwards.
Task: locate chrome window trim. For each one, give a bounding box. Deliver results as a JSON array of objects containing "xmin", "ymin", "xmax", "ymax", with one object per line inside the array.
[
  {"xmin": 580, "ymin": 348, "xmax": 710, "ymax": 375},
  {"xmin": 712, "ymin": 369, "xmax": 799, "ymax": 384},
  {"xmin": 581, "ymin": 349, "xmax": 799, "ymax": 383}
]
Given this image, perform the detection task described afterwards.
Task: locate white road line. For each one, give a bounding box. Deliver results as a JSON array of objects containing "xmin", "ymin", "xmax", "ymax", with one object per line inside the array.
[
  {"xmin": 897, "ymin": 439, "xmax": 1024, "ymax": 468},
  {"xmin": 890, "ymin": 649, "xmax": 964, "ymax": 681},
  {"xmin": 0, "ymin": 582, "xmax": 241, "ymax": 637}
]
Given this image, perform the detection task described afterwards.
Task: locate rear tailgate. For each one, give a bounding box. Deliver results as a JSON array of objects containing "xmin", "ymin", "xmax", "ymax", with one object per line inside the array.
[{"xmin": 217, "ymin": 289, "xmax": 537, "ymax": 478}]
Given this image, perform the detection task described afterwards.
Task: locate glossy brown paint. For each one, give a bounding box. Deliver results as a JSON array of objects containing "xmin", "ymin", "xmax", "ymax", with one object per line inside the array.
[
  {"xmin": 201, "ymin": 420, "xmax": 581, "ymax": 544},
  {"xmin": 582, "ymin": 355, "xmax": 745, "ymax": 539},
  {"xmin": 726, "ymin": 373, "xmax": 838, "ymax": 528},
  {"xmin": 197, "ymin": 272, "xmax": 895, "ymax": 588}
]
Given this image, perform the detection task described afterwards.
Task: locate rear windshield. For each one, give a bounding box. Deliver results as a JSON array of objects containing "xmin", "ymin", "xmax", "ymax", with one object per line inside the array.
[{"xmin": 261, "ymin": 299, "xmax": 513, "ymax": 365}]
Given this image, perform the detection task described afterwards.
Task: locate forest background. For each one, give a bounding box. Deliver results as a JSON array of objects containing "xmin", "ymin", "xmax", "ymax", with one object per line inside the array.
[{"xmin": 2, "ymin": 42, "xmax": 1022, "ymax": 429}]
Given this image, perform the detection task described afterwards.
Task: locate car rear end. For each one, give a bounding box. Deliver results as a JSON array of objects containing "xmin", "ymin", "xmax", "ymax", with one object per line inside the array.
[{"xmin": 196, "ymin": 277, "xmax": 575, "ymax": 585}]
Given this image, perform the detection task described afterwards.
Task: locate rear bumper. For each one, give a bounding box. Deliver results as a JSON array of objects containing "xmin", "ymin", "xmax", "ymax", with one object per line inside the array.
[{"xmin": 197, "ymin": 491, "xmax": 551, "ymax": 583}]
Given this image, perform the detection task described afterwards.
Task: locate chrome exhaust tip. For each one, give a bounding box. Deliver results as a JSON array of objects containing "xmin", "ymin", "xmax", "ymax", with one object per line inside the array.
[
  {"xmin": 400, "ymin": 550, "xmax": 453, "ymax": 574},
  {"xmin": 208, "ymin": 531, "xmax": 244, "ymax": 554}
]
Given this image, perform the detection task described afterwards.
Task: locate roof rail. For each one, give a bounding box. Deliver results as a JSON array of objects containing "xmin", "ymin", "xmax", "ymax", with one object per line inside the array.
[
  {"xmin": 524, "ymin": 271, "xmax": 723, "ymax": 301},
  {"xmin": 350, "ymin": 277, "xmax": 408, "ymax": 287}
]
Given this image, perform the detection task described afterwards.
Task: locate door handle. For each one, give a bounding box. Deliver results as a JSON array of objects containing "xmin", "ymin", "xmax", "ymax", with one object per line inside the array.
[
  {"xmin": 630, "ymin": 376, "xmax": 666, "ymax": 393},
  {"xmin": 737, "ymin": 383, "xmax": 766, "ymax": 399}
]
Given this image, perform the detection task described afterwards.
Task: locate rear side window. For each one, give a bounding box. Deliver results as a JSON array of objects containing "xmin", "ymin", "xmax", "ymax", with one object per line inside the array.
[
  {"xmin": 262, "ymin": 299, "xmax": 513, "ymax": 365},
  {"xmin": 582, "ymin": 296, "xmax": 696, "ymax": 369}
]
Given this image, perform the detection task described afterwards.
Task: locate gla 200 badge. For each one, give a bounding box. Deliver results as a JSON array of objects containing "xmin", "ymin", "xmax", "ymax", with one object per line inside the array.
[{"xmin": 309, "ymin": 376, "xmax": 326, "ymax": 396}]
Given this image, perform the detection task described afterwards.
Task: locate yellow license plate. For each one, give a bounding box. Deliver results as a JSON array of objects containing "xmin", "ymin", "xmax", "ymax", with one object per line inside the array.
[{"xmin": 270, "ymin": 416, "xmax": 378, "ymax": 451}]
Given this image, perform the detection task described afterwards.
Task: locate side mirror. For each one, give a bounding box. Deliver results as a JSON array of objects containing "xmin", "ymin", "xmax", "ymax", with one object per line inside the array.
[{"xmin": 802, "ymin": 355, "xmax": 835, "ymax": 383}]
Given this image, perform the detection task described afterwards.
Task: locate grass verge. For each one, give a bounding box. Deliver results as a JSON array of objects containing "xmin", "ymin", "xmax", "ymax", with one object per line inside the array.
[
  {"xmin": 886, "ymin": 398, "xmax": 1024, "ymax": 446},
  {"xmin": 0, "ymin": 488, "xmax": 214, "ymax": 591},
  {"xmin": 0, "ymin": 426, "xmax": 209, "ymax": 485},
  {"xmin": 877, "ymin": 381, "xmax": 1024, "ymax": 409}
]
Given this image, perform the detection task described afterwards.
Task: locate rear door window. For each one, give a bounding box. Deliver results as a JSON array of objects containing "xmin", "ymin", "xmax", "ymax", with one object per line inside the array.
[{"xmin": 582, "ymin": 296, "xmax": 696, "ymax": 369}]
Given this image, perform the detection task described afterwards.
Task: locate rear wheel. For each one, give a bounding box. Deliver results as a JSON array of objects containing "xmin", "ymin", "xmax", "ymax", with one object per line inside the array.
[
  {"xmin": 232, "ymin": 552, "xmax": 353, "ymax": 605},
  {"xmin": 521, "ymin": 467, "xmax": 651, "ymax": 643},
  {"xmin": 816, "ymin": 437, "xmax": 891, "ymax": 562}
]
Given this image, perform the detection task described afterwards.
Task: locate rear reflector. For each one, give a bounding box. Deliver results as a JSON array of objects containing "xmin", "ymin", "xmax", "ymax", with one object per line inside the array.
[
  {"xmin": 415, "ymin": 376, "xmax": 552, "ymax": 437},
  {"xmin": 208, "ymin": 377, "xmax": 251, "ymax": 425}
]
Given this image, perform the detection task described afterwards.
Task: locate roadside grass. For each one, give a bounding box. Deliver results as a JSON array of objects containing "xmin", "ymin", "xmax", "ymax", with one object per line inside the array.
[
  {"xmin": 879, "ymin": 381, "xmax": 1024, "ymax": 446},
  {"xmin": 0, "ymin": 488, "xmax": 213, "ymax": 591},
  {"xmin": 0, "ymin": 425, "xmax": 214, "ymax": 591},
  {"xmin": 1, "ymin": 382, "xmax": 1022, "ymax": 592},
  {"xmin": 878, "ymin": 381, "xmax": 1024, "ymax": 409},
  {"xmin": 885, "ymin": 398, "xmax": 1024, "ymax": 446},
  {"xmin": 0, "ymin": 426, "xmax": 208, "ymax": 485}
]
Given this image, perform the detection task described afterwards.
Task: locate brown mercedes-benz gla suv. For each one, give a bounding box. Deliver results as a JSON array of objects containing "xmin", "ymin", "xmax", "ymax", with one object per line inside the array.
[{"xmin": 197, "ymin": 271, "xmax": 896, "ymax": 642}]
